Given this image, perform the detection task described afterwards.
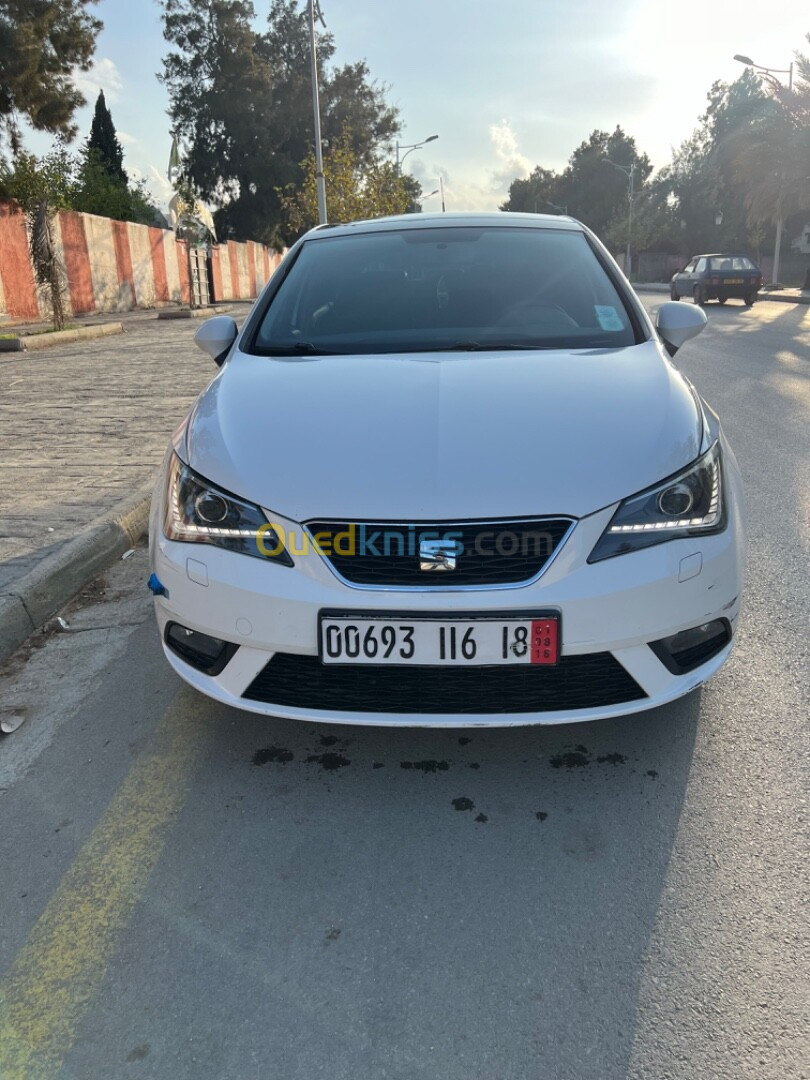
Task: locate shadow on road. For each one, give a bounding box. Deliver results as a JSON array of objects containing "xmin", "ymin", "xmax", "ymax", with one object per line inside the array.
[{"xmin": 72, "ymin": 682, "xmax": 702, "ymax": 1080}]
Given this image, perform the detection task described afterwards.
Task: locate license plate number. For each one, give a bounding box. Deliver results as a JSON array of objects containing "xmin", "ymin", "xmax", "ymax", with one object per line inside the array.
[
  {"xmin": 725, "ymin": 278, "xmax": 744, "ymax": 284},
  {"xmin": 319, "ymin": 614, "xmax": 559, "ymax": 666}
]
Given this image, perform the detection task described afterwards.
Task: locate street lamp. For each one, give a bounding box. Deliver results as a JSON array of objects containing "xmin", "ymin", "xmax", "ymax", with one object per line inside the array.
[
  {"xmin": 421, "ymin": 189, "xmax": 440, "ymax": 202},
  {"xmin": 308, "ymin": 0, "xmax": 327, "ymax": 224},
  {"xmin": 546, "ymin": 200, "xmax": 568, "ymax": 215},
  {"xmin": 733, "ymin": 54, "xmax": 794, "ymax": 90},
  {"xmin": 604, "ymin": 158, "xmax": 636, "ymax": 276},
  {"xmin": 396, "ymin": 135, "xmax": 439, "ymax": 173},
  {"xmin": 733, "ymin": 53, "xmax": 794, "ymax": 285}
]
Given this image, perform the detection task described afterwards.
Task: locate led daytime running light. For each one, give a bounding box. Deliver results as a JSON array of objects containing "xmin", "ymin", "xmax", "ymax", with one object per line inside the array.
[
  {"xmin": 166, "ymin": 457, "xmax": 268, "ymax": 540},
  {"xmin": 608, "ymin": 461, "xmax": 720, "ymax": 534}
]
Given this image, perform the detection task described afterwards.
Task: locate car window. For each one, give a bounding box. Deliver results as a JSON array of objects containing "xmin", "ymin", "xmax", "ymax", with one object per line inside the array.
[
  {"xmin": 251, "ymin": 227, "xmax": 639, "ymax": 354},
  {"xmin": 706, "ymin": 256, "xmax": 757, "ymax": 272},
  {"xmin": 683, "ymin": 260, "xmax": 696, "ymax": 273},
  {"xmin": 695, "ymin": 258, "xmax": 707, "ymax": 273}
]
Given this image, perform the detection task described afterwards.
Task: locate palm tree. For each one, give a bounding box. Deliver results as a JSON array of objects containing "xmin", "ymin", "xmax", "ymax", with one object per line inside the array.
[{"xmin": 726, "ymin": 36, "xmax": 810, "ymax": 230}]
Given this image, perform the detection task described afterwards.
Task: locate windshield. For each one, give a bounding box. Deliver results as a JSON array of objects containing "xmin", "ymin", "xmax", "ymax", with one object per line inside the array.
[
  {"xmin": 251, "ymin": 226, "xmax": 639, "ymax": 354},
  {"xmin": 706, "ymin": 256, "xmax": 757, "ymax": 272}
]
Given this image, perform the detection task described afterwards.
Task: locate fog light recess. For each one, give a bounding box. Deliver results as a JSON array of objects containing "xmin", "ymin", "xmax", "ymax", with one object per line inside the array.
[
  {"xmin": 649, "ymin": 619, "xmax": 731, "ymax": 675},
  {"xmin": 165, "ymin": 622, "xmax": 238, "ymax": 675}
]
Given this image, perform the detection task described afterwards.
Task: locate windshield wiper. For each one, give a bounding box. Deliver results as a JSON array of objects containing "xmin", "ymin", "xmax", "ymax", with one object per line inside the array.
[
  {"xmin": 428, "ymin": 341, "xmax": 554, "ymax": 352},
  {"xmin": 254, "ymin": 342, "xmax": 343, "ymax": 356}
]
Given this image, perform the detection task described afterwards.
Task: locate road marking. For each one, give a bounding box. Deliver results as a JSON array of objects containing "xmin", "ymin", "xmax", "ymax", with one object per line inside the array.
[{"xmin": 0, "ymin": 692, "xmax": 207, "ymax": 1079}]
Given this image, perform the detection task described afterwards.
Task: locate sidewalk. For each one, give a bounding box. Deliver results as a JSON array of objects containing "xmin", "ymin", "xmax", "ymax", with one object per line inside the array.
[
  {"xmin": 633, "ymin": 282, "xmax": 810, "ymax": 305},
  {"xmin": 0, "ymin": 307, "xmax": 250, "ymax": 663}
]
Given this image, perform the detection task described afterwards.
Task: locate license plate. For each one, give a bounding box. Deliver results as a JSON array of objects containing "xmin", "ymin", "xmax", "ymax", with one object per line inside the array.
[
  {"xmin": 725, "ymin": 278, "xmax": 744, "ymax": 284},
  {"xmin": 319, "ymin": 612, "xmax": 559, "ymax": 666}
]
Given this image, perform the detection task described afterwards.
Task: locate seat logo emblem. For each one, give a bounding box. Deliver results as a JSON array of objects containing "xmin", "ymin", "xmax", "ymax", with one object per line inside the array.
[{"xmin": 419, "ymin": 539, "xmax": 458, "ymax": 572}]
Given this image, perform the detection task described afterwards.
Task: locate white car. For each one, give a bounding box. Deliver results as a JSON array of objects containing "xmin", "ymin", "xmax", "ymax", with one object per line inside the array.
[{"xmin": 149, "ymin": 213, "xmax": 745, "ymax": 726}]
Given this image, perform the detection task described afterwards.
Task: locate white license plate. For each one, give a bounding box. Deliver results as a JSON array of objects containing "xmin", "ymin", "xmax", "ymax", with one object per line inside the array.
[{"xmin": 319, "ymin": 614, "xmax": 559, "ymax": 666}]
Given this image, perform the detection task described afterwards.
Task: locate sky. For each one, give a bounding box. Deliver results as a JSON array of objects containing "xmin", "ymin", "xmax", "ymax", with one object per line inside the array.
[{"xmin": 24, "ymin": 0, "xmax": 809, "ymax": 213}]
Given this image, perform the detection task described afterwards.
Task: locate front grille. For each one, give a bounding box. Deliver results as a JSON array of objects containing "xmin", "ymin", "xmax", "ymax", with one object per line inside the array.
[
  {"xmin": 243, "ymin": 652, "xmax": 646, "ymax": 714},
  {"xmin": 305, "ymin": 518, "xmax": 573, "ymax": 587}
]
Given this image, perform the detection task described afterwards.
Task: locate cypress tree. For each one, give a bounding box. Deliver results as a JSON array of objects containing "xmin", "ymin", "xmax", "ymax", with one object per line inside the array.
[{"xmin": 87, "ymin": 90, "xmax": 127, "ymax": 184}]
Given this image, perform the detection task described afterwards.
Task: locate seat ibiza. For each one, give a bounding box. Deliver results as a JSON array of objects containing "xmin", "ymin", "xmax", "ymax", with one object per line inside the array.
[{"xmin": 150, "ymin": 213, "xmax": 745, "ymax": 726}]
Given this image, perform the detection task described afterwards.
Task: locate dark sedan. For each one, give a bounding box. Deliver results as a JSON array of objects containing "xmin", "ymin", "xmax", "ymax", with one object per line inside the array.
[{"xmin": 670, "ymin": 254, "xmax": 762, "ymax": 306}]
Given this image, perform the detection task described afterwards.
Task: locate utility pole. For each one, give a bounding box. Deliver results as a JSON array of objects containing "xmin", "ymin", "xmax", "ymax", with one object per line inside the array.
[
  {"xmin": 771, "ymin": 62, "xmax": 794, "ymax": 287},
  {"xmin": 439, "ymin": 175, "xmax": 446, "ymax": 212},
  {"xmin": 308, "ymin": 0, "xmax": 327, "ymax": 224},
  {"xmin": 604, "ymin": 158, "xmax": 636, "ymax": 277},
  {"xmin": 627, "ymin": 163, "xmax": 635, "ymax": 277}
]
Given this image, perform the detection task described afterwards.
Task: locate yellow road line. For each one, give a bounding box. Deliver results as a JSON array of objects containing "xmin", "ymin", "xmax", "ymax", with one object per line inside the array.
[{"xmin": 0, "ymin": 693, "xmax": 206, "ymax": 1079}]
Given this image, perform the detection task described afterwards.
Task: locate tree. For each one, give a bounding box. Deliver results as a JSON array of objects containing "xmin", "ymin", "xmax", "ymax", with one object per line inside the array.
[
  {"xmin": 400, "ymin": 172, "xmax": 423, "ymax": 214},
  {"xmin": 500, "ymin": 166, "xmax": 562, "ymax": 215},
  {"xmin": 500, "ymin": 127, "xmax": 651, "ymax": 239},
  {"xmin": 602, "ymin": 185, "xmax": 676, "ymax": 258},
  {"xmin": 557, "ymin": 127, "xmax": 652, "ymax": 237},
  {"xmin": 160, "ymin": 0, "xmax": 401, "ymax": 248},
  {"xmin": 722, "ymin": 36, "xmax": 810, "ymax": 232},
  {"xmin": 278, "ymin": 130, "xmax": 416, "ymax": 235},
  {"xmin": 0, "ymin": 0, "xmax": 102, "ymax": 152},
  {"xmin": 655, "ymin": 72, "xmax": 775, "ymax": 257},
  {"xmin": 0, "ymin": 145, "xmax": 75, "ymax": 327},
  {"xmin": 71, "ymin": 90, "xmax": 162, "ymax": 222},
  {"xmin": 87, "ymin": 90, "xmax": 127, "ymax": 184}
]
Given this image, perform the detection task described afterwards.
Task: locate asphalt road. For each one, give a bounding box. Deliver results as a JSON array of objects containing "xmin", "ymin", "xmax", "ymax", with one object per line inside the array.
[{"xmin": 0, "ymin": 296, "xmax": 808, "ymax": 1080}]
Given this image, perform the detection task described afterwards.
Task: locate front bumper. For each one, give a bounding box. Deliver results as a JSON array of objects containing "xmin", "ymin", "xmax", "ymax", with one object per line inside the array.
[{"xmin": 149, "ymin": 457, "xmax": 746, "ymax": 727}]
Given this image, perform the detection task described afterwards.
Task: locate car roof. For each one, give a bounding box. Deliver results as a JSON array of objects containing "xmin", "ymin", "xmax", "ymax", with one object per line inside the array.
[
  {"xmin": 692, "ymin": 253, "xmax": 756, "ymax": 259},
  {"xmin": 305, "ymin": 211, "xmax": 584, "ymax": 241}
]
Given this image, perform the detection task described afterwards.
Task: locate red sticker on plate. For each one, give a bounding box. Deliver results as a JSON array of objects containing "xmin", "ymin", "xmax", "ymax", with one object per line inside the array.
[{"xmin": 531, "ymin": 619, "xmax": 559, "ymax": 665}]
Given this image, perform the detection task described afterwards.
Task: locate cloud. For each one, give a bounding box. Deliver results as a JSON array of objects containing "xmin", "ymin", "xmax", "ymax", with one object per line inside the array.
[
  {"xmin": 117, "ymin": 131, "xmax": 137, "ymax": 147},
  {"xmin": 146, "ymin": 164, "xmax": 174, "ymax": 208},
  {"xmin": 73, "ymin": 58, "xmax": 124, "ymax": 104},
  {"xmin": 488, "ymin": 120, "xmax": 532, "ymax": 192},
  {"xmin": 409, "ymin": 121, "xmax": 533, "ymax": 213},
  {"xmin": 410, "ymin": 161, "xmax": 502, "ymax": 214}
]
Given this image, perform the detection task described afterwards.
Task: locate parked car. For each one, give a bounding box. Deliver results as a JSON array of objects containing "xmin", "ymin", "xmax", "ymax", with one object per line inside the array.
[
  {"xmin": 150, "ymin": 212, "xmax": 746, "ymax": 727},
  {"xmin": 670, "ymin": 253, "xmax": 762, "ymax": 306}
]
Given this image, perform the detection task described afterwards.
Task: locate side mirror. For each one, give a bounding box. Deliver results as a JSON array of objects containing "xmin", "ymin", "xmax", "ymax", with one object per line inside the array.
[
  {"xmin": 656, "ymin": 301, "xmax": 707, "ymax": 356},
  {"xmin": 194, "ymin": 316, "xmax": 238, "ymax": 366}
]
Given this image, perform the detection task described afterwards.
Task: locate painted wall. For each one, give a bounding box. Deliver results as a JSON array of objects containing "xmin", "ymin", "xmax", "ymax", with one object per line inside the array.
[{"xmin": 0, "ymin": 202, "xmax": 280, "ymax": 321}]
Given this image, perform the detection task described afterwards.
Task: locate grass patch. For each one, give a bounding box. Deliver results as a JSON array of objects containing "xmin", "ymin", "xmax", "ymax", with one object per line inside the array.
[{"xmin": 26, "ymin": 323, "xmax": 80, "ymax": 336}]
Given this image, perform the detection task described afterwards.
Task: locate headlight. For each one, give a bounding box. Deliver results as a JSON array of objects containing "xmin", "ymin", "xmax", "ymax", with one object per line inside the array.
[
  {"xmin": 588, "ymin": 442, "xmax": 724, "ymax": 562},
  {"xmin": 163, "ymin": 454, "xmax": 293, "ymax": 565}
]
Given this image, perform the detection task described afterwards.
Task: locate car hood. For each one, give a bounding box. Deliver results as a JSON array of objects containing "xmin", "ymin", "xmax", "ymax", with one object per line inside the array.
[{"xmin": 181, "ymin": 342, "xmax": 701, "ymax": 522}]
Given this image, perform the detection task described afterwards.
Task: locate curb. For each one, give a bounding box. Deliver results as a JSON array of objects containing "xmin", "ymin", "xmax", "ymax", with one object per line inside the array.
[
  {"xmin": 757, "ymin": 292, "xmax": 810, "ymax": 306},
  {"xmin": 157, "ymin": 307, "xmax": 227, "ymax": 320},
  {"xmin": 0, "ymin": 322, "xmax": 125, "ymax": 353},
  {"xmin": 0, "ymin": 477, "xmax": 156, "ymax": 667}
]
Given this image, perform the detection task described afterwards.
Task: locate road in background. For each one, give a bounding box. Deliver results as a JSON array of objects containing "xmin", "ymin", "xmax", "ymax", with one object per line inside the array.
[{"xmin": 0, "ymin": 297, "xmax": 807, "ymax": 1080}]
